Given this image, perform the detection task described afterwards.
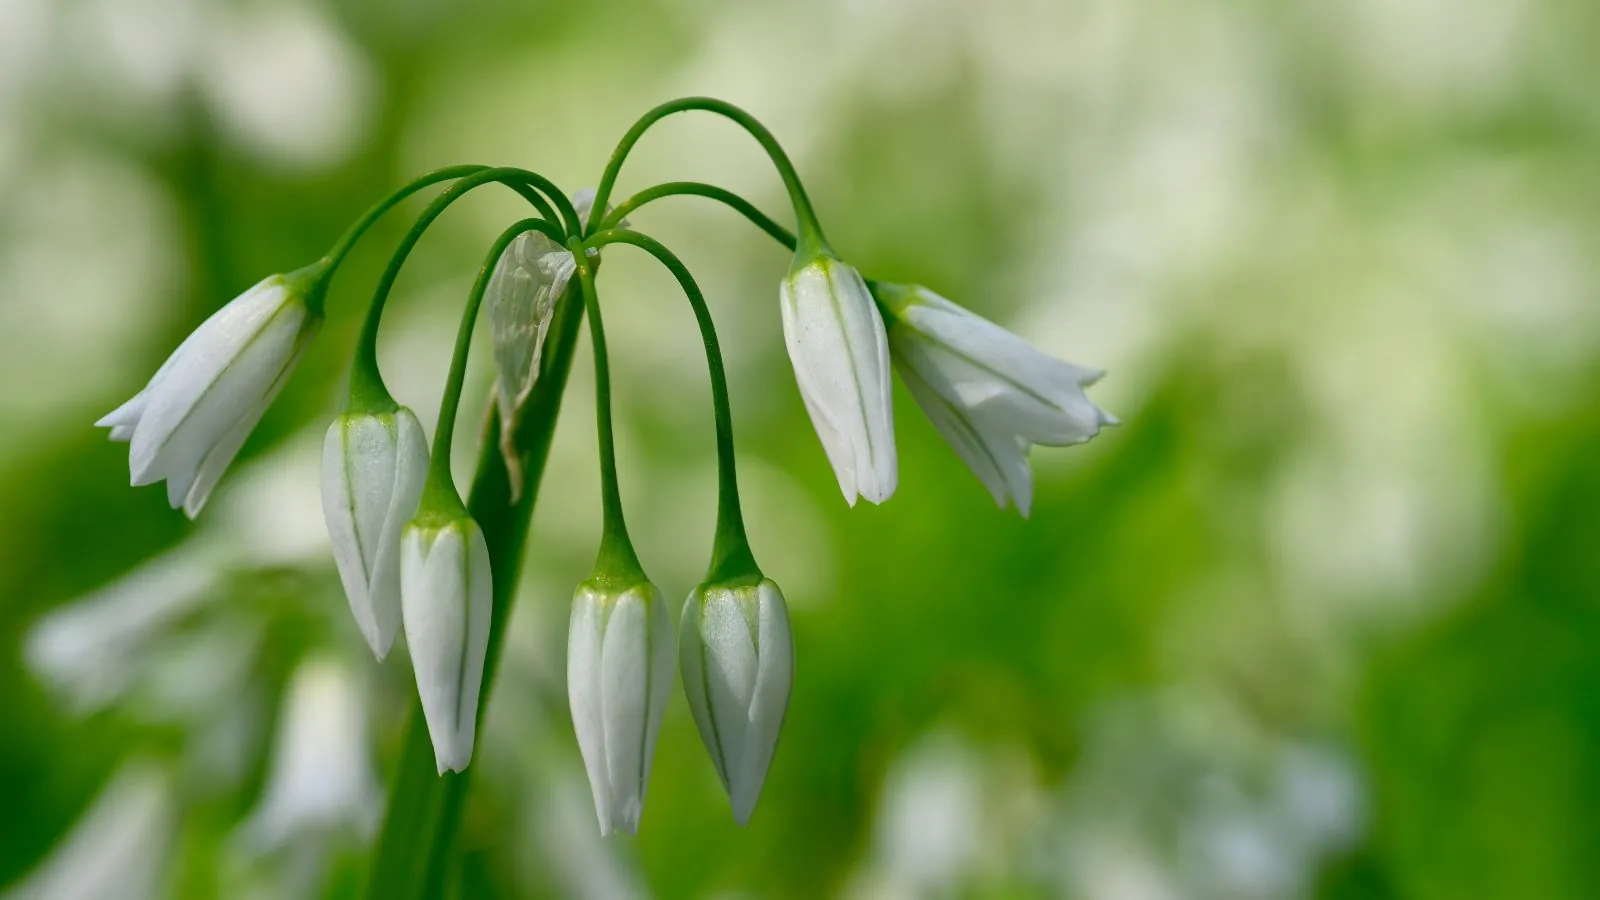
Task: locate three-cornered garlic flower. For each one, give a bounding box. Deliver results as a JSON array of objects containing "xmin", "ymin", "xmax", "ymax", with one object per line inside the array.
[
  {"xmin": 876, "ymin": 283, "xmax": 1117, "ymax": 517},
  {"xmin": 567, "ymin": 580, "xmax": 674, "ymax": 835},
  {"xmin": 400, "ymin": 513, "xmax": 492, "ymax": 773},
  {"xmin": 322, "ymin": 408, "xmax": 429, "ymax": 660},
  {"xmin": 780, "ymin": 250, "xmax": 897, "ymax": 505},
  {"xmin": 97, "ymin": 268, "xmax": 324, "ymax": 517},
  {"xmin": 679, "ymin": 578, "xmax": 793, "ymax": 825}
]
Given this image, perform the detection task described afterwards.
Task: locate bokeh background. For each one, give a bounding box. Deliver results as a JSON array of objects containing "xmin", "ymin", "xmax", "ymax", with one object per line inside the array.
[{"xmin": 3, "ymin": 0, "xmax": 1599, "ymax": 897}]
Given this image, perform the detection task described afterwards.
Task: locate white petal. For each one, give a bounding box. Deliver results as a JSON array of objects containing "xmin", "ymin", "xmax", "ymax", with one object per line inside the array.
[
  {"xmin": 567, "ymin": 587, "xmax": 612, "ymax": 834},
  {"xmin": 179, "ymin": 330, "xmax": 313, "ymax": 519},
  {"xmin": 322, "ymin": 414, "xmax": 400, "ymax": 656},
  {"xmin": 569, "ymin": 584, "xmax": 674, "ymax": 836},
  {"xmin": 599, "ymin": 594, "xmax": 649, "ymax": 833},
  {"xmin": 898, "ymin": 294, "xmax": 1111, "ymax": 445},
  {"xmin": 400, "ymin": 520, "xmax": 491, "ymax": 774},
  {"xmin": 677, "ymin": 594, "xmax": 727, "ymax": 788},
  {"xmin": 700, "ymin": 591, "xmax": 759, "ymax": 796},
  {"xmin": 96, "ymin": 389, "xmax": 148, "ymax": 433},
  {"xmin": 897, "ymin": 357, "xmax": 1030, "ymax": 513},
  {"xmin": 732, "ymin": 582, "xmax": 793, "ymax": 825},
  {"xmin": 1004, "ymin": 437, "xmax": 1036, "ymax": 519},
  {"xmin": 645, "ymin": 585, "xmax": 675, "ymax": 783},
  {"xmin": 179, "ymin": 401, "xmax": 259, "ymax": 517},
  {"xmin": 128, "ymin": 279, "xmax": 302, "ymax": 484},
  {"xmin": 780, "ymin": 257, "xmax": 897, "ymax": 505},
  {"xmin": 370, "ymin": 410, "xmax": 429, "ymax": 656},
  {"xmin": 797, "ymin": 383, "xmax": 857, "ymax": 504},
  {"xmin": 907, "ymin": 289, "xmax": 1104, "ymax": 389}
]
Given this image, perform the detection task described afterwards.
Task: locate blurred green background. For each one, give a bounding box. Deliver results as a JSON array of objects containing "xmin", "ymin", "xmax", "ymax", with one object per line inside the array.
[{"xmin": 3, "ymin": 0, "xmax": 1599, "ymax": 897}]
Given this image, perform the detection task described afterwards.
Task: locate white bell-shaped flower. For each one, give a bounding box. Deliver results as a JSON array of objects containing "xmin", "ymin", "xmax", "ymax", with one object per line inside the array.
[
  {"xmin": 399, "ymin": 513, "xmax": 492, "ymax": 774},
  {"xmin": 321, "ymin": 408, "xmax": 430, "ymax": 659},
  {"xmin": 240, "ymin": 656, "xmax": 379, "ymax": 851},
  {"xmin": 780, "ymin": 251, "xmax": 897, "ymax": 506},
  {"xmin": 879, "ymin": 284, "xmax": 1117, "ymax": 517},
  {"xmin": 567, "ymin": 580, "xmax": 675, "ymax": 835},
  {"xmin": 679, "ymin": 578, "xmax": 793, "ymax": 825},
  {"xmin": 97, "ymin": 269, "xmax": 323, "ymax": 517}
]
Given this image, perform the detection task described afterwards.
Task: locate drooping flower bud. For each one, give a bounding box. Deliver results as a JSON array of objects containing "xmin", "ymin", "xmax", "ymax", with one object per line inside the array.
[
  {"xmin": 97, "ymin": 265, "xmax": 325, "ymax": 517},
  {"xmin": 321, "ymin": 407, "xmax": 430, "ymax": 659},
  {"xmin": 567, "ymin": 579, "xmax": 675, "ymax": 835},
  {"xmin": 779, "ymin": 251, "xmax": 897, "ymax": 505},
  {"xmin": 679, "ymin": 578, "xmax": 793, "ymax": 825},
  {"xmin": 876, "ymin": 283, "xmax": 1116, "ymax": 517},
  {"xmin": 399, "ymin": 513, "xmax": 492, "ymax": 774}
]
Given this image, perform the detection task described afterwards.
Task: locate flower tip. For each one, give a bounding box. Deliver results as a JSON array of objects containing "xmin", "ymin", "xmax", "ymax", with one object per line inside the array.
[
  {"xmin": 731, "ymin": 793, "xmax": 758, "ymax": 827},
  {"xmin": 858, "ymin": 480, "xmax": 897, "ymax": 506},
  {"xmin": 433, "ymin": 742, "xmax": 472, "ymax": 775}
]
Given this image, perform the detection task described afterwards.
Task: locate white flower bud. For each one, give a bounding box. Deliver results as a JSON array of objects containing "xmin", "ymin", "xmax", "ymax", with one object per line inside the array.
[
  {"xmin": 679, "ymin": 578, "xmax": 793, "ymax": 825},
  {"xmin": 780, "ymin": 252, "xmax": 897, "ymax": 505},
  {"xmin": 880, "ymin": 284, "xmax": 1116, "ymax": 517},
  {"xmin": 97, "ymin": 270, "xmax": 322, "ymax": 517},
  {"xmin": 399, "ymin": 514, "xmax": 492, "ymax": 774},
  {"xmin": 321, "ymin": 407, "xmax": 429, "ymax": 659},
  {"xmin": 566, "ymin": 580, "xmax": 675, "ymax": 835}
]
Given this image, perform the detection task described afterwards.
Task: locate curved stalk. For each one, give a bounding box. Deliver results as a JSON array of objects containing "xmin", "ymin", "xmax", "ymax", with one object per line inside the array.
[
  {"xmin": 348, "ymin": 168, "xmax": 576, "ymax": 412},
  {"xmin": 600, "ymin": 181, "xmax": 797, "ymax": 251},
  {"xmin": 585, "ymin": 228, "xmax": 759, "ymax": 583},
  {"xmin": 586, "ymin": 97, "xmax": 826, "ymax": 253}
]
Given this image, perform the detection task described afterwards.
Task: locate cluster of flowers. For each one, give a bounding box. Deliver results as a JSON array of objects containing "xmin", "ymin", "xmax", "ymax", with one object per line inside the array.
[{"xmin": 98, "ymin": 99, "xmax": 1113, "ymax": 835}]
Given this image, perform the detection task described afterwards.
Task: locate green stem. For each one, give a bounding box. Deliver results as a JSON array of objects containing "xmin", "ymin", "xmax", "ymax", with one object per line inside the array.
[
  {"xmin": 601, "ymin": 181, "xmax": 797, "ymax": 251},
  {"xmin": 569, "ymin": 239, "xmax": 646, "ymax": 582},
  {"xmin": 349, "ymin": 168, "xmax": 575, "ymax": 412},
  {"xmin": 422, "ymin": 218, "xmax": 567, "ymax": 509},
  {"xmin": 586, "ymin": 229, "xmax": 759, "ymax": 584},
  {"xmin": 366, "ymin": 284, "xmax": 587, "ymax": 900},
  {"xmin": 586, "ymin": 97, "xmax": 827, "ymax": 252},
  {"xmin": 324, "ymin": 166, "xmax": 490, "ymax": 272}
]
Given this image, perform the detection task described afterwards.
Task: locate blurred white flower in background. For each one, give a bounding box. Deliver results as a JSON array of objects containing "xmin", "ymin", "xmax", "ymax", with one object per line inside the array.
[
  {"xmin": 850, "ymin": 733, "xmax": 987, "ymax": 898},
  {"xmin": 198, "ymin": 3, "xmax": 375, "ymax": 169},
  {"xmin": 1048, "ymin": 692, "xmax": 1364, "ymax": 900},
  {"xmin": 1, "ymin": 761, "xmax": 175, "ymax": 900},
  {"xmin": 237, "ymin": 655, "xmax": 379, "ymax": 852}
]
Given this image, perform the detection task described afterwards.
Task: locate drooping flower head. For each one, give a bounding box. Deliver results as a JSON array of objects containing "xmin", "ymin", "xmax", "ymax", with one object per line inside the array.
[
  {"xmin": 876, "ymin": 283, "xmax": 1116, "ymax": 516},
  {"xmin": 567, "ymin": 578, "xmax": 675, "ymax": 835},
  {"xmin": 679, "ymin": 577, "xmax": 794, "ymax": 825},
  {"xmin": 98, "ymin": 265, "xmax": 326, "ymax": 517},
  {"xmin": 400, "ymin": 511, "xmax": 492, "ymax": 774},
  {"xmin": 780, "ymin": 250, "xmax": 898, "ymax": 505},
  {"xmin": 321, "ymin": 407, "xmax": 430, "ymax": 659}
]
